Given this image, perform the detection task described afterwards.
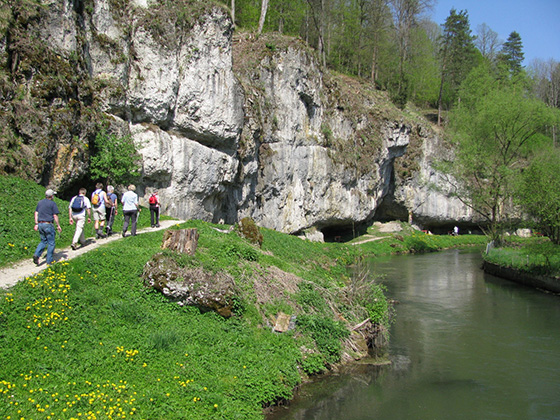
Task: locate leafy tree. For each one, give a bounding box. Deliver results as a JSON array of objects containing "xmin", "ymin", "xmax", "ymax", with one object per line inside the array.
[
  {"xmin": 388, "ymin": 0, "xmax": 434, "ymax": 108},
  {"xmin": 499, "ymin": 31, "xmax": 524, "ymax": 75},
  {"xmin": 407, "ymin": 20, "xmax": 441, "ymax": 106},
  {"xmin": 529, "ymin": 59, "xmax": 560, "ymax": 144},
  {"xmin": 265, "ymin": 0, "xmax": 307, "ymax": 34},
  {"xmin": 90, "ymin": 130, "xmax": 142, "ymax": 186},
  {"xmin": 436, "ymin": 8, "xmax": 477, "ymax": 125},
  {"xmin": 441, "ymin": 66, "xmax": 557, "ymax": 243},
  {"xmin": 311, "ymin": 0, "xmax": 330, "ymax": 67},
  {"xmin": 367, "ymin": 0, "xmax": 392, "ymax": 83},
  {"xmin": 516, "ymin": 146, "xmax": 560, "ymax": 244},
  {"xmin": 228, "ymin": 0, "xmax": 261, "ymax": 29}
]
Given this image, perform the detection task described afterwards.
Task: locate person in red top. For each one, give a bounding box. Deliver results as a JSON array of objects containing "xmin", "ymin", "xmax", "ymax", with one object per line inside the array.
[{"xmin": 149, "ymin": 190, "xmax": 160, "ymax": 228}]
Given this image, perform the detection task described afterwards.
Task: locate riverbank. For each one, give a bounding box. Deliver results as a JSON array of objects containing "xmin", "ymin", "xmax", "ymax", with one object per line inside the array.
[
  {"xmin": 349, "ymin": 221, "xmax": 488, "ymax": 255},
  {"xmin": 0, "ymin": 224, "xmax": 488, "ymax": 419},
  {"xmin": 482, "ymin": 240, "xmax": 560, "ymax": 294},
  {"xmin": 482, "ymin": 260, "xmax": 560, "ymax": 293},
  {"xmin": 1, "ymin": 213, "xmax": 394, "ymax": 419}
]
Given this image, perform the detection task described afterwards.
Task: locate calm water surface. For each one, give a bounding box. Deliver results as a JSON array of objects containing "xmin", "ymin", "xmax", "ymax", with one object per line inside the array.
[{"xmin": 268, "ymin": 249, "xmax": 560, "ymax": 420}]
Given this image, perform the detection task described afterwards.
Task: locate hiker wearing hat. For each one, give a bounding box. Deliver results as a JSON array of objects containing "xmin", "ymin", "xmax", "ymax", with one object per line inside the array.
[{"xmin": 33, "ymin": 188, "xmax": 62, "ymax": 266}]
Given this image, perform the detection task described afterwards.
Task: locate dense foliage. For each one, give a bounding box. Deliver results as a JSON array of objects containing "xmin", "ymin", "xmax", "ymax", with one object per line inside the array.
[
  {"xmin": 438, "ymin": 64, "xmax": 559, "ymax": 244},
  {"xmin": 516, "ymin": 146, "xmax": 560, "ymax": 245},
  {"xmin": 90, "ymin": 130, "xmax": 142, "ymax": 186}
]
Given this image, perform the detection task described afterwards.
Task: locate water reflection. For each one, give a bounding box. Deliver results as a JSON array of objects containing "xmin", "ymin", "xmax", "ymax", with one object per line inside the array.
[{"xmin": 268, "ymin": 249, "xmax": 560, "ymax": 420}]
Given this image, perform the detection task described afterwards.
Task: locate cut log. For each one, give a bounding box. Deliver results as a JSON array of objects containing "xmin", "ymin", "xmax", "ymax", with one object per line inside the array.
[{"xmin": 161, "ymin": 229, "xmax": 199, "ymax": 255}]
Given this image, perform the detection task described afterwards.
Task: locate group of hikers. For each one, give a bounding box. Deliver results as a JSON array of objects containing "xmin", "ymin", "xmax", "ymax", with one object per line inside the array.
[{"xmin": 32, "ymin": 183, "xmax": 161, "ymax": 266}]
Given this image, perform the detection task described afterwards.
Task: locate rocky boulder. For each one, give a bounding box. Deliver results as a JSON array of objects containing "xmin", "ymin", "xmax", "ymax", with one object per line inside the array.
[{"xmin": 142, "ymin": 253, "xmax": 237, "ymax": 317}]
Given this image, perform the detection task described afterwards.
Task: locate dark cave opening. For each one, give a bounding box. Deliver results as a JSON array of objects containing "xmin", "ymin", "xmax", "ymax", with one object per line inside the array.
[{"xmin": 320, "ymin": 222, "xmax": 370, "ymax": 243}]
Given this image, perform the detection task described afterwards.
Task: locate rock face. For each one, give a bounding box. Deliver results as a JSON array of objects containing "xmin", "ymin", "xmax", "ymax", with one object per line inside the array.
[
  {"xmin": 2, "ymin": 1, "xmax": 473, "ymax": 235},
  {"xmin": 380, "ymin": 129, "xmax": 480, "ymax": 232}
]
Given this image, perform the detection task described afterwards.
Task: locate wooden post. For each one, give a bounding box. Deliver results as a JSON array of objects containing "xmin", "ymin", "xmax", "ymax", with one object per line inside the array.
[{"xmin": 161, "ymin": 229, "xmax": 199, "ymax": 255}]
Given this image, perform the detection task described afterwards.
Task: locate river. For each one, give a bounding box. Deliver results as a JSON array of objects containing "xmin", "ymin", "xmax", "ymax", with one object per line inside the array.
[{"xmin": 267, "ymin": 249, "xmax": 560, "ymax": 420}]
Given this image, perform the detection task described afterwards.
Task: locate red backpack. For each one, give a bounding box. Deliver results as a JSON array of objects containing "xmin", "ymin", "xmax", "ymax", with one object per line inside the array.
[{"xmin": 149, "ymin": 194, "xmax": 158, "ymax": 205}]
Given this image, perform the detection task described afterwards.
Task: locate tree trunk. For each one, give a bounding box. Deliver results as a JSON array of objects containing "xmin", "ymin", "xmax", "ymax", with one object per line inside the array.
[
  {"xmin": 257, "ymin": 0, "xmax": 269, "ymax": 35},
  {"xmin": 231, "ymin": 0, "xmax": 235, "ymax": 25},
  {"xmin": 437, "ymin": 61, "xmax": 446, "ymax": 126},
  {"xmin": 161, "ymin": 229, "xmax": 199, "ymax": 256},
  {"xmin": 371, "ymin": 45, "xmax": 378, "ymax": 84}
]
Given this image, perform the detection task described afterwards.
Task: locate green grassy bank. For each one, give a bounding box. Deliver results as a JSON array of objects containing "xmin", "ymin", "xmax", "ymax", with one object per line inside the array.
[
  {"xmin": 1, "ymin": 175, "xmax": 489, "ymax": 420},
  {"xmin": 483, "ymin": 238, "xmax": 560, "ymax": 277}
]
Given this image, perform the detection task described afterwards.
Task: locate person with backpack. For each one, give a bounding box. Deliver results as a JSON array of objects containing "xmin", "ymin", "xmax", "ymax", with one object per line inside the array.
[
  {"xmin": 105, "ymin": 185, "xmax": 118, "ymax": 236},
  {"xmin": 121, "ymin": 184, "xmax": 140, "ymax": 237},
  {"xmin": 91, "ymin": 183, "xmax": 112, "ymax": 239},
  {"xmin": 148, "ymin": 190, "xmax": 160, "ymax": 228},
  {"xmin": 68, "ymin": 188, "xmax": 92, "ymax": 250},
  {"xmin": 33, "ymin": 188, "xmax": 63, "ymax": 265}
]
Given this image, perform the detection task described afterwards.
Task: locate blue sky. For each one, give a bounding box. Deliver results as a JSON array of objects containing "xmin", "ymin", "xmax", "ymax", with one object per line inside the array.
[{"xmin": 430, "ymin": 0, "xmax": 560, "ymax": 65}]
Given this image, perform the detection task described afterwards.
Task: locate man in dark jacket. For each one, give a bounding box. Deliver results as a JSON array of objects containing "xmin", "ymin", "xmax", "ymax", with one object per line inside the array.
[{"xmin": 33, "ymin": 189, "xmax": 62, "ymax": 265}]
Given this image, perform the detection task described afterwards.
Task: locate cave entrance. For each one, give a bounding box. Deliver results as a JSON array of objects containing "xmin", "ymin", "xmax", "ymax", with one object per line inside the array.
[
  {"xmin": 373, "ymin": 194, "xmax": 409, "ymax": 224},
  {"xmin": 321, "ymin": 222, "xmax": 369, "ymax": 243}
]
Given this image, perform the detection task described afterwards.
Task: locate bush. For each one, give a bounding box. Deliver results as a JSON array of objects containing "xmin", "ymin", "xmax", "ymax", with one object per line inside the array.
[
  {"xmin": 364, "ymin": 283, "xmax": 390, "ymax": 326},
  {"xmin": 237, "ymin": 217, "xmax": 264, "ymax": 246},
  {"xmin": 296, "ymin": 314, "xmax": 349, "ymax": 365},
  {"xmin": 295, "ymin": 282, "xmax": 327, "ymax": 313}
]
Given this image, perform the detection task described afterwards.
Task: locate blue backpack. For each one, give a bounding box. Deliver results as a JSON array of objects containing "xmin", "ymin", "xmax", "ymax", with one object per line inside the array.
[{"xmin": 71, "ymin": 195, "xmax": 85, "ymax": 213}]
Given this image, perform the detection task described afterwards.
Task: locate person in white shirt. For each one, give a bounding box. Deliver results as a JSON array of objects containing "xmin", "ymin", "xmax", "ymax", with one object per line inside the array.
[
  {"xmin": 121, "ymin": 184, "xmax": 140, "ymax": 237},
  {"xmin": 68, "ymin": 188, "xmax": 92, "ymax": 250}
]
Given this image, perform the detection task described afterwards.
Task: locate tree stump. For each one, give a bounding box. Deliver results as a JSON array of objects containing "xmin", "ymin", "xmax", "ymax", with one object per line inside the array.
[{"xmin": 161, "ymin": 229, "xmax": 199, "ymax": 255}]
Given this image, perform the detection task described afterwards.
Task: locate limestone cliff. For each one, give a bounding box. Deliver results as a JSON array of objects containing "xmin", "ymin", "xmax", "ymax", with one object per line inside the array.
[{"xmin": 0, "ymin": 0, "xmax": 473, "ymax": 237}]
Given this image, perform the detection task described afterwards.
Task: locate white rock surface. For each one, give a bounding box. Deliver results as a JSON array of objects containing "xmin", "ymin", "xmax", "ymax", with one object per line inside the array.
[{"xmin": 33, "ymin": 1, "xmax": 473, "ymax": 235}]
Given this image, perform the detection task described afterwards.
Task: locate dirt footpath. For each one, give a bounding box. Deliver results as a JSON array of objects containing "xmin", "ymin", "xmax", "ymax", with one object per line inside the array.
[{"xmin": 0, "ymin": 219, "xmax": 183, "ymax": 290}]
